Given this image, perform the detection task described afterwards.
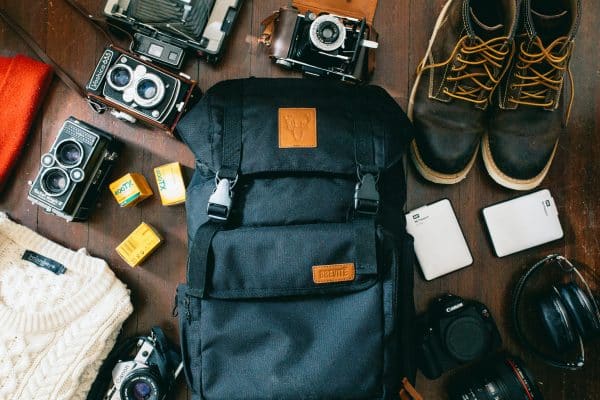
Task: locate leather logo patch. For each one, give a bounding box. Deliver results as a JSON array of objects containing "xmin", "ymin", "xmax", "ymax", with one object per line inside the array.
[
  {"xmin": 278, "ymin": 108, "xmax": 317, "ymax": 148},
  {"xmin": 312, "ymin": 263, "xmax": 355, "ymax": 284}
]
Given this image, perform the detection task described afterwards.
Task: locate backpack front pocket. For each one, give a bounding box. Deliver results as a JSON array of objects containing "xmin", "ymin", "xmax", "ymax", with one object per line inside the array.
[{"xmin": 181, "ymin": 222, "xmax": 390, "ymax": 400}]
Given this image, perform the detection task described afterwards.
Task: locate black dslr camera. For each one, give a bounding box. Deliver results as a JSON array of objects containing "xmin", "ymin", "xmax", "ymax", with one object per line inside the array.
[
  {"xmin": 28, "ymin": 117, "xmax": 121, "ymax": 222},
  {"xmin": 86, "ymin": 46, "xmax": 199, "ymax": 134},
  {"xmin": 104, "ymin": 327, "xmax": 182, "ymax": 400},
  {"xmin": 103, "ymin": 0, "xmax": 244, "ymax": 66},
  {"xmin": 261, "ymin": 7, "xmax": 379, "ymax": 82},
  {"xmin": 417, "ymin": 294, "xmax": 502, "ymax": 379}
]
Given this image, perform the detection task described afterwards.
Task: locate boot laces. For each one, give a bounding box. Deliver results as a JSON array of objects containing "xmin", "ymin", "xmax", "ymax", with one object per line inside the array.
[
  {"xmin": 418, "ymin": 36, "xmax": 513, "ymax": 105},
  {"xmin": 509, "ymin": 36, "xmax": 575, "ymax": 122}
]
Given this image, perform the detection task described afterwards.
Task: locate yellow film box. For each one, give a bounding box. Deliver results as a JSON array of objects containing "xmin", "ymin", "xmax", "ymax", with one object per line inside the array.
[
  {"xmin": 109, "ymin": 173, "xmax": 153, "ymax": 207},
  {"xmin": 116, "ymin": 222, "xmax": 163, "ymax": 267},
  {"xmin": 154, "ymin": 162, "xmax": 186, "ymax": 206}
]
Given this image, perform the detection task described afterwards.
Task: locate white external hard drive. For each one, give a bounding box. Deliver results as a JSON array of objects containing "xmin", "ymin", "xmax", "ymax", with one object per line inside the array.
[
  {"xmin": 405, "ymin": 199, "xmax": 473, "ymax": 281},
  {"xmin": 482, "ymin": 189, "xmax": 564, "ymax": 257}
]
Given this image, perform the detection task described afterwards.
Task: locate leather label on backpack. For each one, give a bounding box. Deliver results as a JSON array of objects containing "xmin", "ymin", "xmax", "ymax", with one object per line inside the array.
[
  {"xmin": 278, "ymin": 108, "xmax": 317, "ymax": 148},
  {"xmin": 312, "ymin": 263, "xmax": 355, "ymax": 284}
]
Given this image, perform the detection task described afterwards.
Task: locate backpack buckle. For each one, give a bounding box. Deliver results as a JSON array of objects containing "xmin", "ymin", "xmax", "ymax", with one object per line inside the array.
[
  {"xmin": 207, "ymin": 176, "xmax": 235, "ymax": 221},
  {"xmin": 354, "ymin": 173, "xmax": 379, "ymax": 215}
]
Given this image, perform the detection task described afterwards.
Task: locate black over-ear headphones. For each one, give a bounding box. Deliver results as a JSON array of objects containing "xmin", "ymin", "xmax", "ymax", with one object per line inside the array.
[{"xmin": 512, "ymin": 254, "xmax": 600, "ymax": 370}]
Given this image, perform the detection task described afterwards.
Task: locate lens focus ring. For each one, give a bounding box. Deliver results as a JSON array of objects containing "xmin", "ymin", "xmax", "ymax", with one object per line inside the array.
[
  {"xmin": 309, "ymin": 15, "xmax": 347, "ymax": 52},
  {"xmin": 107, "ymin": 64, "xmax": 134, "ymax": 91},
  {"xmin": 55, "ymin": 140, "xmax": 84, "ymax": 168},
  {"xmin": 40, "ymin": 167, "xmax": 70, "ymax": 197}
]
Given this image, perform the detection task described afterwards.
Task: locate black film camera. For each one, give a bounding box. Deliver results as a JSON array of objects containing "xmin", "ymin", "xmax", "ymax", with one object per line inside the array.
[
  {"xmin": 103, "ymin": 327, "xmax": 182, "ymax": 400},
  {"xmin": 103, "ymin": 0, "xmax": 244, "ymax": 67},
  {"xmin": 261, "ymin": 7, "xmax": 379, "ymax": 83},
  {"xmin": 86, "ymin": 46, "xmax": 199, "ymax": 134},
  {"xmin": 417, "ymin": 294, "xmax": 502, "ymax": 379},
  {"xmin": 28, "ymin": 117, "xmax": 121, "ymax": 222}
]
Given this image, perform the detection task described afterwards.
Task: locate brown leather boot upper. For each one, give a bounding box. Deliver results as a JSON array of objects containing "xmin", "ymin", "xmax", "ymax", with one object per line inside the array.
[
  {"xmin": 410, "ymin": 0, "xmax": 520, "ymax": 182},
  {"xmin": 486, "ymin": 0, "xmax": 581, "ymax": 188}
]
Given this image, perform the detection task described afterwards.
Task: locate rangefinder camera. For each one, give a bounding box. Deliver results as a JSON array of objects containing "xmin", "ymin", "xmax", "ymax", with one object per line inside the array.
[
  {"xmin": 103, "ymin": 0, "xmax": 244, "ymax": 67},
  {"xmin": 86, "ymin": 46, "xmax": 199, "ymax": 134},
  {"xmin": 260, "ymin": 7, "xmax": 379, "ymax": 82},
  {"xmin": 28, "ymin": 117, "xmax": 122, "ymax": 222}
]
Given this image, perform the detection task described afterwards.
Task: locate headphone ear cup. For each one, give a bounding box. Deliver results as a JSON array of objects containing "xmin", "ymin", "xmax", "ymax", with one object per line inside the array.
[
  {"xmin": 558, "ymin": 282, "xmax": 600, "ymax": 338},
  {"xmin": 538, "ymin": 289, "xmax": 577, "ymax": 351}
]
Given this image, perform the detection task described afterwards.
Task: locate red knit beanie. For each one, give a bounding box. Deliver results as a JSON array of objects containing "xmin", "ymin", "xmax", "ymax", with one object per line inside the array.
[{"xmin": 0, "ymin": 55, "xmax": 53, "ymax": 191}]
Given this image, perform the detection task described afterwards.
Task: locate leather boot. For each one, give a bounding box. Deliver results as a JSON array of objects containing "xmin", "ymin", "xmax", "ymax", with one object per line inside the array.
[
  {"xmin": 484, "ymin": 0, "xmax": 581, "ymax": 190},
  {"xmin": 409, "ymin": 0, "xmax": 521, "ymax": 184}
]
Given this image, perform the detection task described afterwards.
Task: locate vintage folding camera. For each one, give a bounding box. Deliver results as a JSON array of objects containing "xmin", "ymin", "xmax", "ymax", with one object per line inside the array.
[
  {"xmin": 103, "ymin": 0, "xmax": 244, "ymax": 67},
  {"xmin": 28, "ymin": 117, "xmax": 122, "ymax": 222},
  {"xmin": 86, "ymin": 46, "xmax": 199, "ymax": 134},
  {"xmin": 260, "ymin": 2, "xmax": 379, "ymax": 83},
  {"xmin": 416, "ymin": 294, "xmax": 502, "ymax": 379},
  {"xmin": 104, "ymin": 327, "xmax": 182, "ymax": 400}
]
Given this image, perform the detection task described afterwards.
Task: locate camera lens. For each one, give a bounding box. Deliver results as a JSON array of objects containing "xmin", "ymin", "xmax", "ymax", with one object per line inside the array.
[
  {"xmin": 133, "ymin": 74, "xmax": 165, "ymax": 109},
  {"xmin": 448, "ymin": 356, "xmax": 544, "ymax": 400},
  {"xmin": 121, "ymin": 369, "xmax": 162, "ymax": 400},
  {"xmin": 55, "ymin": 140, "xmax": 83, "ymax": 168},
  {"xmin": 107, "ymin": 64, "xmax": 133, "ymax": 91},
  {"xmin": 137, "ymin": 79, "xmax": 158, "ymax": 100},
  {"xmin": 132, "ymin": 381, "xmax": 152, "ymax": 400},
  {"xmin": 317, "ymin": 21, "xmax": 340, "ymax": 44},
  {"xmin": 41, "ymin": 168, "xmax": 70, "ymax": 197},
  {"xmin": 309, "ymin": 15, "xmax": 347, "ymax": 52}
]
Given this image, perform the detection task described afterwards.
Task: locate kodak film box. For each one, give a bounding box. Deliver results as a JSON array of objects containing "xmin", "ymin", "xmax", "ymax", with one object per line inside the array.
[
  {"xmin": 154, "ymin": 162, "xmax": 186, "ymax": 206},
  {"xmin": 116, "ymin": 222, "xmax": 163, "ymax": 267},
  {"xmin": 109, "ymin": 173, "xmax": 153, "ymax": 207}
]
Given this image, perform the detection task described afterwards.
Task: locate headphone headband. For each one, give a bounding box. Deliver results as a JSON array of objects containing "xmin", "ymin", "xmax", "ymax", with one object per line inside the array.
[{"xmin": 511, "ymin": 254, "xmax": 598, "ymax": 370}]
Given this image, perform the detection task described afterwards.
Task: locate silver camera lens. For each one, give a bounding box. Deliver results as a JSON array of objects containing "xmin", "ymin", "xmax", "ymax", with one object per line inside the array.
[
  {"xmin": 107, "ymin": 64, "xmax": 134, "ymax": 91},
  {"xmin": 309, "ymin": 15, "xmax": 347, "ymax": 52},
  {"xmin": 41, "ymin": 167, "xmax": 70, "ymax": 197},
  {"xmin": 133, "ymin": 74, "xmax": 166, "ymax": 108},
  {"xmin": 55, "ymin": 140, "xmax": 84, "ymax": 168}
]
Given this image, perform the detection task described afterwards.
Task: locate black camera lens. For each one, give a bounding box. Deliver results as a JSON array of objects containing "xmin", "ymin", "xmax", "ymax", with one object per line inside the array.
[
  {"xmin": 55, "ymin": 140, "xmax": 83, "ymax": 167},
  {"xmin": 317, "ymin": 21, "xmax": 340, "ymax": 44},
  {"xmin": 137, "ymin": 79, "xmax": 158, "ymax": 100},
  {"xmin": 121, "ymin": 369, "xmax": 162, "ymax": 400},
  {"xmin": 449, "ymin": 356, "xmax": 544, "ymax": 400},
  {"xmin": 110, "ymin": 66, "xmax": 132, "ymax": 88},
  {"xmin": 41, "ymin": 168, "xmax": 70, "ymax": 197}
]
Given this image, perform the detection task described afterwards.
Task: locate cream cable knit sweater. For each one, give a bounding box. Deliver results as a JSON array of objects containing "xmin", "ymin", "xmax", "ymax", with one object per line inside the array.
[{"xmin": 0, "ymin": 213, "xmax": 133, "ymax": 400}]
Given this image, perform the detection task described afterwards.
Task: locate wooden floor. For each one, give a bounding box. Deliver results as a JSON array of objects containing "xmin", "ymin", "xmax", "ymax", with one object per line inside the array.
[{"xmin": 1, "ymin": 1, "xmax": 599, "ymax": 399}]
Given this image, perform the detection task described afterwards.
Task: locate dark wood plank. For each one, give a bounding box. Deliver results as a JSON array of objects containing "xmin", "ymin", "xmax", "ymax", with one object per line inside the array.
[{"xmin": 1, "ymin": 1, "xmax": 599, "ymax": 399}]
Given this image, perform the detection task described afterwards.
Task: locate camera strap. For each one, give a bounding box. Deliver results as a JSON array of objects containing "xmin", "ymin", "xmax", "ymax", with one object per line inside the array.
[
  {"xmin": 0, "ymin": 0, "xmax": 133, "ymax": 99},
  {"xmin": 0, "ymin": 9, "xmax": 85, "ymax": 98}
]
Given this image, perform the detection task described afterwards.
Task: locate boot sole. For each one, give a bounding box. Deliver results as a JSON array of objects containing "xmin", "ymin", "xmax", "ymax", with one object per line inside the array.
[
  {"xmin": 407, "ymin": 0, "xmax": 477, "ymax": 184},
  {"xmin": 481, "ymin": 133, "xmax": 558, "ymax": 191}
]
